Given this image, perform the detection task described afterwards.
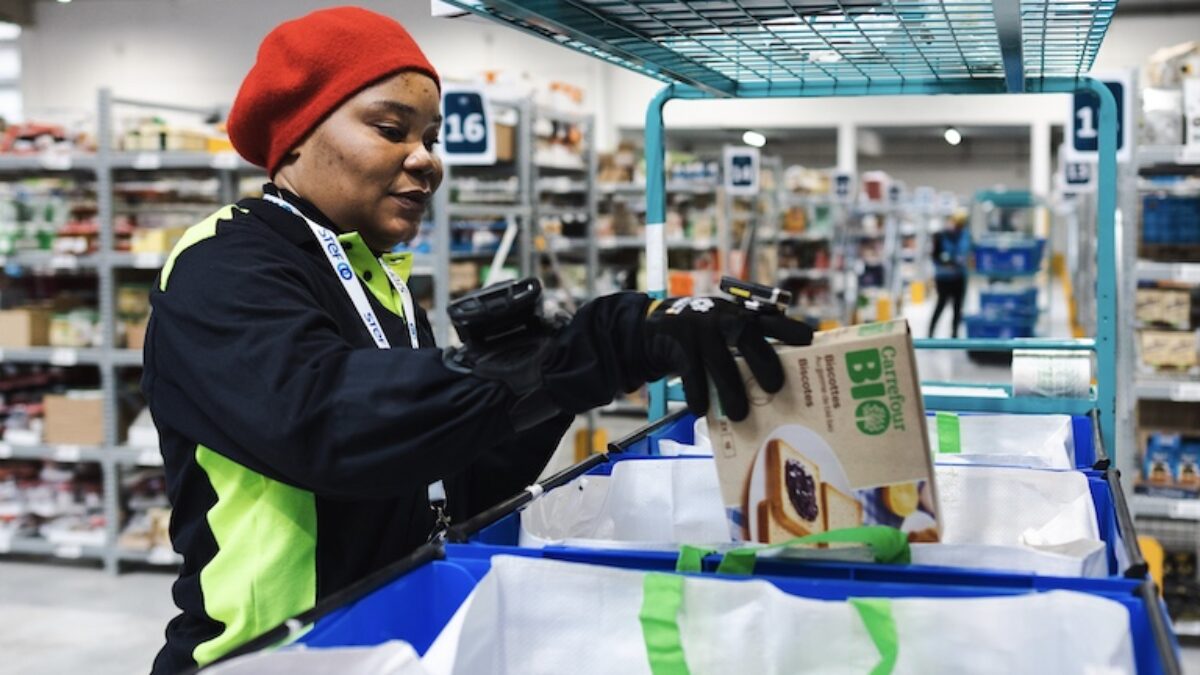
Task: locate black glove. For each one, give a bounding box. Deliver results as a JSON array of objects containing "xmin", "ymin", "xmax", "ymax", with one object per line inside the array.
[{"xmin": 644, "ymin": 296, "xmax": 814, "ymax": 421}]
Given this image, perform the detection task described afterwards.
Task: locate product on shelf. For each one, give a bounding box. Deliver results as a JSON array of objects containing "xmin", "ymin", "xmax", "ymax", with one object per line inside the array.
[
  {"xmin": 0, "ymin": 308, "xmax": 51, "ymax": 347},
  {"xmin": 707, "ymin": 319, "xmax": 938, "ymax": 544},
  {"xmin": 1138, "ymin": 432, "xmax": 1200, "ymax": 498},
  {"xmin": 1140, "ymin": 192, "xmax": 1200, "ymax": 259},
  {"xmin": 130, "ymin": 225, "xmax": 189, "ymax": 254},
  {"xmin": 42, "ymin": 391, "xmax": 104, "ymax": 446},
  {"xmin": 49, "ymin": 308, "xmax": 100, "ymax": 348},
  {"xmin": 1136, "ymin": 287, "xmax": 1194, "ymax": 330},
  {"xmin": 0, "ymin": 460, "xmax": 104, "ymax": 548},
  {"xmin": 126, "ymin": 407, "xmax": 159, "ymax": 449},
  {"xmin": 1139, "ymin": 329, "xmax": 1199, "ymax": 370}
]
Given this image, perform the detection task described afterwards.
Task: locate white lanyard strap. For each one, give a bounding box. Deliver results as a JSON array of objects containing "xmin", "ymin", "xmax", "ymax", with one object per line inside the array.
[
  {"xmin": 264, "ymin": 194, "xmax": 444, "ymax": 521},
  {"xmin": 264, "ymin": 194, "xmax": 419, "ymax": 349}
]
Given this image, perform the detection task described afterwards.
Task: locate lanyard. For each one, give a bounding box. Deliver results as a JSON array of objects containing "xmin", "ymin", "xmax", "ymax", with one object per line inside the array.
[{"xmin": 264, "ymin": 194, "xmax": 449, "ymax": 536}]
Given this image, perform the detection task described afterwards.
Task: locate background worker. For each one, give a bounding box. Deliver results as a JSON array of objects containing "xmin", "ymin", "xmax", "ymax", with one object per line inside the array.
[
  {"xmin": 929, "ymin": 210, "xmax": 972, "ymax": 338},
  {"xmin": 143, "ymin": 7, "xmax": 813, "ymax": 673}
]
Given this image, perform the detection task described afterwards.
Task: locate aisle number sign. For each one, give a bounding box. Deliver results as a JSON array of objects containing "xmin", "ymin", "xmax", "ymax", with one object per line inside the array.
[
  {"xmin": 723, "ymin": 145, "xmax": 760, "ymax": 196},
  {"xmin": 441, "ymin": 86, "xmax": 495, "ymax": 166},
  {"xmin": 1061, "ymin": 159, "xmax": 1096, "ymax": 194},
  {"xmin": 1066, "ymin": 71, "xmax": 1132, "ymax": 164},
  {"xmin": 833, "ymin": 171, "xmax": 855, "ymax": 201}
]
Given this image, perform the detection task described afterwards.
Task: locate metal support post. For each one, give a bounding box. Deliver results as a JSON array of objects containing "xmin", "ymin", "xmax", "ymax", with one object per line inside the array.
[
  {"xmin": 98, "ymin": 88, "xmax": 120, "ymax": 574},
  {"xmin": 433, "ymin": 163, "xmax": 452, "ymax": 346},
  {"xmin": 644, "ymin": 86, "xmax": 674, "ymax": 420}
]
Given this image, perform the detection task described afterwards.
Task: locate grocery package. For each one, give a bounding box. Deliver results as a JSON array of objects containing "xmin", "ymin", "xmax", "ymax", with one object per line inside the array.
[
  {"xmin": 1139, "ymin": 432, "xmax": 1200, "ymax": 496},
  {"xmin": 1136, "ymin": 287, "xmax": 1193, "ymax": 330},
  {"xmin": 707, "ymin": 320, "xmax": 938, "ymax": 543},
  {"xmin": 1139, "ymin": 329, "xmax": 1198, "ymax": 369}
]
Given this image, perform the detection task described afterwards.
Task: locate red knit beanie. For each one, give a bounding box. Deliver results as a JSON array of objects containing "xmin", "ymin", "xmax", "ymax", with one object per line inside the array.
[{"xmin": 228, "ymin": 6, "xmax": 440, "ymax": 175}]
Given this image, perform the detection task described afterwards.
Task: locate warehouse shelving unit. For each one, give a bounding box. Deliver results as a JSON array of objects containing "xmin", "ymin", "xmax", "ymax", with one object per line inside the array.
[
  {"xmin": 1125, "ymin": 145, "xmax": 1200, "ymax": 632},
  {"xmin": 0, "ymin": 89, "xmax": 267, "ymax": 572}
]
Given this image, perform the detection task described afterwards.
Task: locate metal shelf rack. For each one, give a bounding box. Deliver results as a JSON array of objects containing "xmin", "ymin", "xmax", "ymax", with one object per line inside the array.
[{"xmin": 0, "ymin": 89, "xmax": 267, "ymax": 573}]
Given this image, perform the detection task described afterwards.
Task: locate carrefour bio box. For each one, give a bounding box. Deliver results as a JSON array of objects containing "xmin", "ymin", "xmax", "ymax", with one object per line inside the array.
[{"xmin": 707, "ymin": 319, "xmax": 941, "ymax": 544}]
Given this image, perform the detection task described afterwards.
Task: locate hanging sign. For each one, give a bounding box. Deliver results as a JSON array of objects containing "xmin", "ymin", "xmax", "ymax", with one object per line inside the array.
[
  {"xmin": 833, "ymin": 170, "xmax": 855, "ymax": 201},
  {"xmin": 1066, "ymin": 71, "xmax": 1132, "ymax": 164},
  {"xmin": 441, "ymin": 86, "xmax": 495, "ymax": 166},
  {"xmin": 723, "ymin": 145, "xmax": 760, "ymax": 196},
  {"xmin": 1061, "ymin": 159, "xmax": 1096, "ymax": 194}
]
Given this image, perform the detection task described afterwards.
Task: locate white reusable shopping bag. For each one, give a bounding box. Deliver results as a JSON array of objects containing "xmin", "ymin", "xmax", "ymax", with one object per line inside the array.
[
  {"xmin": 422, "ymin": 555, "xmax": 1135, "ymax": 675},
  {"xmin": 915, "ymin": 464, "xmax": 1108, "ymax": 576},
  {"xmin": 206, "ymin": 640, "xmax": 430, "ymax": 675},
  {"xmin": 519, "ymin": 458, "xmax": 730, "ymax": 549},
  {"xmin": 927, "ymin": 413, "xmax": 1077, "ymax": 469}
]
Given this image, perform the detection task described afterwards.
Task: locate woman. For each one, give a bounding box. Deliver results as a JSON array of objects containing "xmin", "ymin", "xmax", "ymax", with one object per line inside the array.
[{"xmin": 144, "ymin": 7, "xmax": 811, "ymax": 673}]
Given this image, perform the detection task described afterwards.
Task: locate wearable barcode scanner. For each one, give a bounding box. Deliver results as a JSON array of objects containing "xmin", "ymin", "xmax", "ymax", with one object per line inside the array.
[
  {"xmin": 444, "ymin": 278, "xmax": 565, "ymax": 431},
  {"xmin": 720, "ymin": 276, "xmax": 792, "ymax": 315},
  {"xmin": 448, "ymin": 277, "xmax": 546, "ymax": 350}
]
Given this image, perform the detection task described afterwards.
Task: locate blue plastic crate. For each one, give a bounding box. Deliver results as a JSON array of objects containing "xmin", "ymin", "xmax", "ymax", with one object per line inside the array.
[
  {"xmin": 283, "ymin": 545, "xmax": 1177, "ymax": 675},
  {"xmin": 973, "ymin": 239, "xmax": 1046, "ymax": 275},
  {"xmin": 1142, "ymin": 194, "xmax": 1200, "ymax": 246},
  {"xmin": 965, "ymin": 314, "xmax": 1038, "ymax": 339},
  {"xmin": 979, "ymin": 288, "xmax": 1039, "ymax": 316}
]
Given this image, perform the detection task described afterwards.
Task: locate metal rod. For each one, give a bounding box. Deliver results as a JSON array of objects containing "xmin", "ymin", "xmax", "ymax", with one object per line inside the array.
[{"xmin": 645, "ymin": 86, "xmax": 674, "ymax": 421}]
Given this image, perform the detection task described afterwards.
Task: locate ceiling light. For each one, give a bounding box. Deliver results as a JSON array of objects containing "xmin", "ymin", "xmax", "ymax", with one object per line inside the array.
[
  {"xmin": 742, "ymin": 130, "xmax": 766, "ymax": 148},
  {"xmin": 56, "ymin": 0, "xmax": 70, "ymax": 4},
  {"xmin": 943, "ymin": 127, "xmax": 963, "ymax": 146}
]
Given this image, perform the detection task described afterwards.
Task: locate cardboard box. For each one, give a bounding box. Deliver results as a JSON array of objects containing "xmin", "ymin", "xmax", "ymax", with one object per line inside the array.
[
  {"xmin": 1140, "ymin": 330, "xmax": 1199, "ymax": 369},
  {"xmin": 1136, "ymin": 288, "xmax": 1192, "ymax": 329},
  {"xmin": 707, "ymin": 319, "xmax": 939, "ymax": 544},
  {"xmin": 43, "ymin": 393, "xmax": 105, "ymax": 446},
  {"xmin": 131, "ymin": 226, "xmax": 189, "ymax": 254},
  {"xmin": 1184, "ymin": 78, "xmax": 1200, "ymax": 147},
  {"xmin": 125, "ymin": 319, "xmax": 149, "ymax": 351},
  {"xmin": 0, "ymin": 308, "xmax": 50, "ymax": 347},
  {"xmin": 494, "ymin": 123, "xmax": 515, "ymax": 162}
]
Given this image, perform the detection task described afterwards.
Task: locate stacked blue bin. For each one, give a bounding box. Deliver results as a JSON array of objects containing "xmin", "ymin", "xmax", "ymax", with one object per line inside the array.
[{"xmin": 966, "ymin": 239, "xmax": 1044, "ymax": 340}]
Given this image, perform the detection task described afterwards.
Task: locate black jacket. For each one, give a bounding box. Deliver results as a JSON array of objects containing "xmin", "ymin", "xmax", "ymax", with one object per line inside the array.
[{"xmin": 144, "ymin": 185, "xmax": 653, "ymax": 673}]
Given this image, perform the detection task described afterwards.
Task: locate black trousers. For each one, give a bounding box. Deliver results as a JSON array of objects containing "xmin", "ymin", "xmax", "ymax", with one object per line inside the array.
[{"xmin": 929, "ymin": 277, "xmax": 966, "ymax": 338}]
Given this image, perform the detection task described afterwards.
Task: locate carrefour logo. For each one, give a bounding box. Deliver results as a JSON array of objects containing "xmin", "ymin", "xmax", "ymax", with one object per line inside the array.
[{"xmin": 336, "ymin": 262, "xmax": 354, "ymax": 280}]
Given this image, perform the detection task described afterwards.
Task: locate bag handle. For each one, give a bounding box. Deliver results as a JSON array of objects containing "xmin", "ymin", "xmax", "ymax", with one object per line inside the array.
[{"xmin": 676, "ymin": 526, "xmax": 911, "ymax": 575}]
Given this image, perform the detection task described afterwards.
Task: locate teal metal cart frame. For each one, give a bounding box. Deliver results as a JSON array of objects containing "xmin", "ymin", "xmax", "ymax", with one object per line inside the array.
[{"xmin": 441, "ymin": 0, "xmax": 1122, "ymax": 457}]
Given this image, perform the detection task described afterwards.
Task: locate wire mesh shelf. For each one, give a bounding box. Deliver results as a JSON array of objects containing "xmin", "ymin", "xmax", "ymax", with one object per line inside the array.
[{"xmin": 444, "ymin": 0, "xmax": 1117, "ymax": 95}]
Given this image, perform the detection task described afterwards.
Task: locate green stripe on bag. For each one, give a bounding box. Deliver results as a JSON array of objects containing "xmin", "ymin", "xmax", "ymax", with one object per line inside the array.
[
  {"xmin": 850, "ymin": 598, "xmax": 899, "ymax": 675},
  {"xmin": 935, "ymin": 411, "xmax": 961, "ymax": 454},
  {"xmin": 695, "ymin": 526, "xmax": 911, "ymax": 576},
  {"xmin": 639, "ymin": 573, "xmax": 691, "ymax": 675},
  {"xmin": 675, "ymin": 545, "xmax": 713, "ymax": 574}
]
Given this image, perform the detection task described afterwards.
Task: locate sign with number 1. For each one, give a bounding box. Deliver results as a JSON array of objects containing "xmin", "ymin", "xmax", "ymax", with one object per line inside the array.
[
  {"xmin": 1066, "ymin": 71, "xmax": 1132, "ymax": 164},
  {"xmin": 441, "ymin": 86, "xmax": 495, "ymax": 166}
]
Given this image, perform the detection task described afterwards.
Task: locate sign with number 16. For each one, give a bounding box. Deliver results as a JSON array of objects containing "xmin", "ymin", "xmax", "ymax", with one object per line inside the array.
[{"xmin": 441, "ymin": 86, "xmax": 495, "ymax": 166}]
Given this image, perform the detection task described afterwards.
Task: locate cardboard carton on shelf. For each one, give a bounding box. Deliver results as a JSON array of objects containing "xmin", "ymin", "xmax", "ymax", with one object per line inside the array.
[
  {"xmin": 43, "ymin": 392, "xmax": 105, "ymax": 446},
  {"xmin": 0, "ymin": 308, "xmax": 51, "ymax": 347},
  {"xmin": 130, "ymin": 226, "xmax": 190, "ymax": 254},
  {"xmin": 707, "ymin": 319, "xmax": 939, "ymax": 544},
  {"xmin": 125, "ymin": 319, "xmax": 149, "ymax": 351},
  {"xmin": 494, "ymin": 123, "xmax": 515, "ymax": 163},
  {"xmin": 1140, "ymin": 329, "xmax": 1199, "ymax": 369}
]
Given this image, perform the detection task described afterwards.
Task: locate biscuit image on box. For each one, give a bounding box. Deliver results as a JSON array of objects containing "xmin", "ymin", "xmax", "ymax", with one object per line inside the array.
[
  {"xmin": 821, "ymin": 483, "xmax": 863, "ymax": 531},
  {"xmin": 765, "ymin": 439, "xmax": 824, "ymax": 537},
  {"xmin": 757, "ymin": 499, "xmax": 808, "ymax": 543}
]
